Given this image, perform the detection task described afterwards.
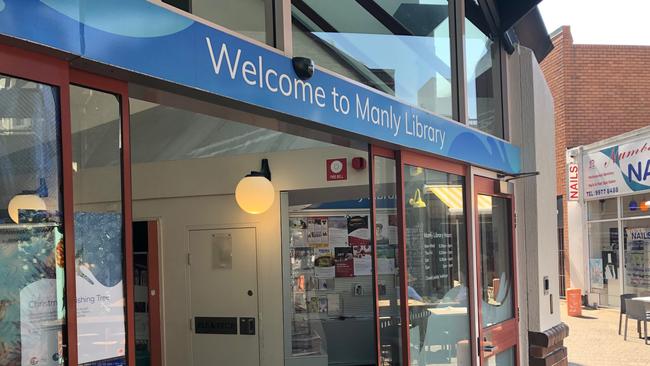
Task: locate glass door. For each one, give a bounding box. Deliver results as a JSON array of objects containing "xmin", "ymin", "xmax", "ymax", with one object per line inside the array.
[
  {"xmin": 398, "ymin": 151, "xmax": 473, "ymax": 366},
  {"xmin": 474, "ymin": 176, "xmax": 517, "ymax": 365}
]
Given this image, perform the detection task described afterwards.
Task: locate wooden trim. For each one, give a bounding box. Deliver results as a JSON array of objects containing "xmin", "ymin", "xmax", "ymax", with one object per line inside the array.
[
  {"xmin": 147, "ymin": 221, "xmax": 163, "ymax": 366},
  {"xmin": 0, "ymin": 43, "xmax": 68, "ymax": 85},
  {"xmin": 371, "ymin": 145, "xmax": 396, "ymax": 159},
  {"xmin": 395, "ymin": 151, "xmax": 411, "ymax": 366},
  {"xmin": 69, "ymin": 69, "xmax": 135, "ymax": 366},
  {"xmin": 463, "ymin": 167, "xmax": 479, "ymax": 365},
  {"xmin": 400, "ymin": 149, "xmax": 466, "ymax": 176}
]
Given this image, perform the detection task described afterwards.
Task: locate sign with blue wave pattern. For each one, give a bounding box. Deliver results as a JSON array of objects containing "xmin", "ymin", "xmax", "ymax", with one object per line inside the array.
[{"xmin": 0, "ymin": 0, "xmax": 520, "ymax": 173}]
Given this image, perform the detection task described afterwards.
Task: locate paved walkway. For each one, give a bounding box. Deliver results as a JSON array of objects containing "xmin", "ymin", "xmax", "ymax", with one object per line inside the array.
[{"xmin": 561, "ymin": 301, "xmax": 650, "ymax": 365}]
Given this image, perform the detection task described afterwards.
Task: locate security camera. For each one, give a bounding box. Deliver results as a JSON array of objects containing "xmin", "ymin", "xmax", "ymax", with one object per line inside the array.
[{"xmin": 292, "ymin": 56, "xmax": 314, "ymax": 80}]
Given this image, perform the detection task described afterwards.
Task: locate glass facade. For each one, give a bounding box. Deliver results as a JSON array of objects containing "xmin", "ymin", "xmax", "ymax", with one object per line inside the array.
[
  {"xmin": 478, "ymin": 196, "xmax": 514, "ymax": 327},
  {"xmin": 464, "ymin": 1, "xmax": 502, "ymax": 138},
  {"xmin": 0, "ymin": 0, "xmax": 525, "ymax": 364},
  {"xmin": 403, "ymin": 165, "xmax": 471, "ymax": 365},
  {"xmin": 586, "ymin": 194, "xmax": 650, "ymax": 307},
  {"xmin": 71, "ymin": 85, "xmax": 127, "ymax": 365},
  {"xmin": 374, "ymin": 156, "xmax": 403, "ymax": 365},
  {"xmin": 0, "ymin": 74, "xmax": 66, "ymax": 366},
  {"xmin": 292, "ymin": 0, "xmax": 453, "ymax": 118}
]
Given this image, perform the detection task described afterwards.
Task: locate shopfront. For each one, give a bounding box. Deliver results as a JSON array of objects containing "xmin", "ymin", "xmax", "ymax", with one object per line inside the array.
[
  {"xmin": 567, "ymin": 126, "xmax": 650, "ymax": 308},
  {"xmin": 0, "ymin": 1, "xmax": 556, "ymax": 366}
]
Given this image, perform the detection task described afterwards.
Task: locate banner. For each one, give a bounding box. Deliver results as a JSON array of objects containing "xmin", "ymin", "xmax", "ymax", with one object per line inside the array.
[{"xmin": 583, "ymin": 137, "xmax": 650, "ymax": 199}]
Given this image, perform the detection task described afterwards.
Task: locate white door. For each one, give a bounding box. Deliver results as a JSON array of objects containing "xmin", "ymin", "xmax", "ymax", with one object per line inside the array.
[{"xmin": 188, "ymin": 228, "xmax": 260, "ymax": 366}]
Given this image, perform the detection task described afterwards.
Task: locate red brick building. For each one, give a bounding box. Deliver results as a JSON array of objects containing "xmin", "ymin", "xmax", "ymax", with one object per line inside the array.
[{"xmin": 541, "ymin": 26, "xmax": 650, "ymax": 292}]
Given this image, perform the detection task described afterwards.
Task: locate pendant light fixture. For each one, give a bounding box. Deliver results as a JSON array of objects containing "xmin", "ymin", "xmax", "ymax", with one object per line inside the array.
[
  {"xmin": 408, "ymin": 188, "xmax": 426, "ymax": 208},
  {"xmin": 235, "ymin": 159, "xmax": 274, "ymax": 214}
]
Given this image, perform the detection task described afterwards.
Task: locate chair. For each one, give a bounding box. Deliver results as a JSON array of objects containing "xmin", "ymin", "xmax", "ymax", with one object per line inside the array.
[
  {"xmin": 619, "ymin": 294, "xmax": 638, "ymax": 335},
  {"xmin": 624, "ymin": 298, "xmax": 650, "ymax": 345}
]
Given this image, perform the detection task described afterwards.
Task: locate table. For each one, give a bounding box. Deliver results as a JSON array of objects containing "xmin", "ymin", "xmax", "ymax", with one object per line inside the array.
[{"xmin": 629, "ymin": 297, "xmax": 650, "ymax": 342}]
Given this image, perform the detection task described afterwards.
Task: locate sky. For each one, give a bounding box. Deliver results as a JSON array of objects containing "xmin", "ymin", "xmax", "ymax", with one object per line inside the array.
[{"xmin": 539, "ymin": 0, "xmax": 650, "ymax": 45}]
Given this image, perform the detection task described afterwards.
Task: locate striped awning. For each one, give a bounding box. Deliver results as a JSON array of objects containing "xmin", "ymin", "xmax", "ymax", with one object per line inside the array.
[{"xmin": 424, "ymin": 185, "xmax": 492, "ymax": 214}]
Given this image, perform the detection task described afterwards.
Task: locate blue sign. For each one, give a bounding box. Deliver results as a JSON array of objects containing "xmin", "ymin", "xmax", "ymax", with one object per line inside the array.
[{"xmin": 0, "ymin": 0, "xmax": 521, "ymax": 173}]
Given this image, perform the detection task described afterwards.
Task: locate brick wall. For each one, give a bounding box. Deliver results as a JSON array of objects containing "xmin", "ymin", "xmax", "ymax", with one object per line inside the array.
[{"xmin": 540, "ymin": 26, "xmax": 650, "ymax": 289}]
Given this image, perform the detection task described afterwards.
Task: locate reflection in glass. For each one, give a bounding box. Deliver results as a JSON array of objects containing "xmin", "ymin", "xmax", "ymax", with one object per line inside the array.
[
  {"xmin": 71, "ymin": 85, "xmax": 127, "ymax": 365},
  {"xmin": 493, "ymin": 347, "xmax": 515, "ymax": 366},
  {"xmin": 587, "ymin": 221, "xmax": 620, "ymax": 307},
  {"xmin": 465, "ymin": 1, "xmax": 501, "ymax": 138},
  {"xmin": 0, "ymin": 75, "xmax": 66, "ymax": 365},
  {"xmin": 191, "ymin": 0, "xmax": 269, "ymax": 44},
  {"xmin": 621, "ymin": 193, "xmax": 650, "ymax": 218},
  {"xmin": 375, "ymin": 157, "xmax": 402, "ymax": 365},
  {"xmin": 479, "ymin": 195, "xmax": 514, "ymax": 327},
  {"xmin": 286, "ymin": 186, "xmax": 375, "ymax": 364},
  {"xmin": 587, "ymin": 198, "xmax": 618, "ymax": 221},
  {"xmin": 403, "ymin": 165, "xmax": 470, "ymax": 365},
  {"xmin": 292, "ymin": 0, "xmax": 453, "ymax": 118}
]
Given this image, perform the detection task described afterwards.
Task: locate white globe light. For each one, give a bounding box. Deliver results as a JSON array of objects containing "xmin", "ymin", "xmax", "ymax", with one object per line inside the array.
[
  {"xmin": 235, "ymin": 176, "xmax": 275, "ymax": 214},
  {"xmin": 8, "ymin": 194, "xmax": 47, "ymax": 224}
]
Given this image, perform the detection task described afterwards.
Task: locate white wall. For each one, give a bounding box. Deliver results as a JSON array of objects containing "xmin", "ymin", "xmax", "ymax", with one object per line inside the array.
[
  {"xmin": 507, "ymin": 46, "xmax": 561, "ymax": 363},
  {"xmin": 126, "ymin": 146, "xmax": 369, "ymax": 366}
]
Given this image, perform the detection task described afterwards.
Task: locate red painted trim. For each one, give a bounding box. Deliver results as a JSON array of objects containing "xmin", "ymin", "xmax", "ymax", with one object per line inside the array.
[
  {"xmin": 0, "ymin": 43, "xmax": 68, "ymax": 85},
  {"xmin": 69, "ymin": 70, "xmax": 135, "ymax": 366},
  {"xmin": 369, "ymin": 145, "xmax": 382, "ymax": 366},
  {"xmin": 395, "ymin": 151, "xmax": 411, "ymax": 366},
  {"xmin": 371, "ymin": 145, "xmax": 395, "ymax": 159},
  {"xmin": 60, "ymin": 78, "xmax": 79, "ymax": 366},
  {"xmin": 0, "ymin": 44, "xmax": 79, "ymax": 365},
  {"xmin": 400, "ymin": 149, "xmax": 466, "ymax": 176},
  {"xmin": 474, "ymin": 176, "xmax": 519, "ymax": 364},
  {"xmin": 463, "ymin": 167, "xmax": 478, "ymax": 365},
  {"xmin": 147, "ymin": 221, "xmax": 163, "ymax": 366}
]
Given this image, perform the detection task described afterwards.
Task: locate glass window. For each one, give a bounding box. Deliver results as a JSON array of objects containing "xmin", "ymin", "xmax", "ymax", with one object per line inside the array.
[
  {"xmin": 192, "ymin": 0, "xmax": 270, "ymax": 44},
  {"xmin": 292, "ymin": 0, "xmax": 453, "ymax": 118},
  {"xmin": 587, "ymin": 221, "xmax": 620, "ymax": 307},
  {"xmin": 403, "ymin": 165, "xmax": 470, "ymax": 365},
  {"xmin": 622, "ymin": 220, "xmax": 650, "ymax": 299},
  {"xmin": 0, "ymin": 74, "xmax": 66, "ymax": 365},
  {"xmin": 374, "ymin": 156, "xmax": 402, "ymax": 365},
  {"xmin": 479, "ymin": 195, "xmax": 514, "ymax": 327},
  {"xmin": 71, "ymin": 85, "xmax": 127, "ymax": 365},
  {"xmin": 587, "ymin": 198, "xmax": 618, "ymax": 221},
  {"xmin": 621, "ymin": 193, "xmax": 650, "ymax": 218},
  {"xmin": 464, "ymin": 1, "xmax": 502, "ymax": 138}
]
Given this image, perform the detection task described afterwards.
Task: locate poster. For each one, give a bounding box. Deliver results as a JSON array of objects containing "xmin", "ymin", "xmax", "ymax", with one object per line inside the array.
[
  {"xmin": 625, "ymin": 228, "xmax": 650, "ymax": 288},
  {"xmin": 290, "ymin": 218, "xmax": 308, "ymax": 247},
  {"xmin": 335, "ymin": 247, "xmax": 354, "ymax": 277},
  {"xmin": 375, "ymin": 213, "xmax": 398, "ymax": 245},
  {"xmin": 74, "ymin": 212, "xmax": 127, "ymax": 364},
  {"xmin": 589, "ymin": 258, "xmax": 604, "ymax": 289},
  {"xmin": 376, "ymin": 245, "xmax": 396, "ymax": 275},
  {"xmin": 307, "ymin": 217, "xmax": 329, "ymax": 246},
  {"xmin": 314, "ymin": 248, "xmax": 335, "ymax": 279},
  {"xmin": 353, "ymin": 244, "xmax": 373, "ymax": 276},
  {"xmin": 292, "ymin": 247, "xmax": 314, "ymax": 271},
  {"xmin": 328, "ymin": 216, "xmax": 349, "ymax": 247},
  {"xmin": 0, "ymin": 226, "xmax": 65, "ymax": 366},
  {"xmin": 348, "ymin": 215, "xmax": 370, "ymax": 245}
]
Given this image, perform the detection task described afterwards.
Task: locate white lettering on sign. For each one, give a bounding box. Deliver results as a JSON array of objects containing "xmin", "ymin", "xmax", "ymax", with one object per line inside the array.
[
  {"xmin": 205, "ymin": 37, "xmax": 449, "ymax": 151},
  {"xmin": 567, "ymin": 163, "xmax": 579, "ymax": 201}
]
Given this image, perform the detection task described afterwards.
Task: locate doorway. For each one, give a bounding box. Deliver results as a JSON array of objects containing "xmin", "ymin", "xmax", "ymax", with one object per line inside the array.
[
  {"xmin": 188, "ymin": 227, "xmax": 261, "ymax": 366},
  {"xmin": 132, "ymin": 221, "xmax": 162, "ymax": 366},
  {"xmin": 474, "ymin": 176, "xmax": 518, "ymax": 365}
]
